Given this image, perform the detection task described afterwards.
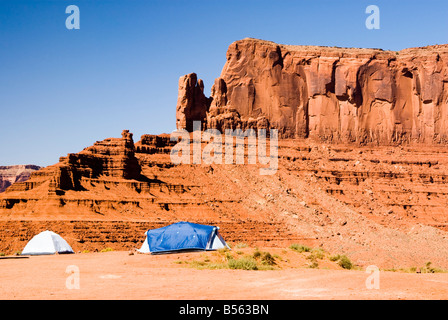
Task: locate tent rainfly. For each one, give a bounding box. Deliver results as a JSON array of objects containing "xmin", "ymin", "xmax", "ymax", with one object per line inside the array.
[
  {"xmin": 21, "ymin": 230, "xmax": 74, "ymax": 255},
  {"xmin": 138, "ymin": 221, "xmax": 229, "ymax": 254}
]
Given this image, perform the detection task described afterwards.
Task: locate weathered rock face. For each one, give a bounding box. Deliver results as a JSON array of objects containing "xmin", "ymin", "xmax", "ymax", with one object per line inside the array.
[
  {"xmin": 0, "ymin": 165, "xmax": 41, "ymax": 193},
  {"xmin": 5, "ymin": 130, "xmax": 141, "ymax": 194},
  {"xmin": 176, "ymin": 73, "xmax": 211, "ymax": 132},
  {"xmin": 176, "ymin": 38, "xmax": 448, "ymax": 144},
  {"xmin": 61, "ymin": 129, "xmax": 141, "ymax": 182},
  {"xmin": 135, "ymin": 133, "xmax": 176, "ymax": 155}
]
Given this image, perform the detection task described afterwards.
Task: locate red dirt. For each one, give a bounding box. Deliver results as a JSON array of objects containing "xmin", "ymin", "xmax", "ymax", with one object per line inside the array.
[{"xmin": 1, "ymin": 250, "xmax": 447, "ymax": 300}]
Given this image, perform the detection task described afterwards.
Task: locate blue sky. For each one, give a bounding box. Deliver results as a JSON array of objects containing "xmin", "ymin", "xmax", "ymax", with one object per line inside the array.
[{"xmin": 1, "ymin": 0, "xmax": 447, "ymax": 166}]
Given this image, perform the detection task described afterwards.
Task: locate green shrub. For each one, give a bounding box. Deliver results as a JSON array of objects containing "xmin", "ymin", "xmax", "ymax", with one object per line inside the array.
[
  {"xmin": 422, "ymin": 262, "xmax": 447, "ymax": 273},
  {"xmin": 217, "ymin": 247, "xmax": 230, "ymax": 254},
  {"xmin": 100, "ymin": 247, "xmax": 114, "ymax": 253},
  {"xmin": 310, "ymin": 248, "xmax": 325, "ymax": 260},
  {"xmin": 261, "ymin": 252, "xmax": 276, "ymax": 266},
  {"xmin": 224, "ymin": 251, "xmax": 234, "ymax": 261},
  {"xmin": 289, "ymin": 243, "xmax": 311, "ymax": 253},
  {"xmin": 189, "ymin": 260, "xmax": 227, "ymax": 270},
  {"xmin": 251, "ymin": 249, "xmax": 276, "ymax": 266},
  {"xmin": 425, "ymin": 262, "xmax": 435, "ymax": 273},
  {"xmin": 206, "ymin": 263, "xmax": 227, "ymax": 270},
  {"xmin": 253, "ymin": 248, "xmax": 262, "ymax": 259},
  {"xmin": 228, "ymin": 257, "xmax": 258, "ymax": 270},
  {"xmin": 190, "ymin": 260, "xmax": 206, "ymax": 268},
  {"xmin": 338, "ymin": 255, "xmax": 353, "ymax": 270},
  {"xmin": 329, "ymin": 254, "xmax": 340, "ymax": 262}
]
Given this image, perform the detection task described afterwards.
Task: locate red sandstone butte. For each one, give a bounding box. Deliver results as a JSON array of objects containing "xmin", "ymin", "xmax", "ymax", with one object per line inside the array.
[{"xmin": 177, "ymin": 38, "xmax": 448, "ymax": 144}]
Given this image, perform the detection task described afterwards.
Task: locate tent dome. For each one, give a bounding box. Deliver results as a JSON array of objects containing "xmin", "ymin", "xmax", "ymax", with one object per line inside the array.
[
  {"xmin": 138, "ymin": 221, "xmax": 229, "ymax": 254},
  {"xmin": 21, "ymin": 230, "xmax": 74, "ymax": 255}
]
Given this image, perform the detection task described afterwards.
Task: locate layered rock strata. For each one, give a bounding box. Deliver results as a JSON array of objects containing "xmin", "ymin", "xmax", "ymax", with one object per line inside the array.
[{"xmin": 4, "ymin": 130, "xmax": 141, "ymax": 195}]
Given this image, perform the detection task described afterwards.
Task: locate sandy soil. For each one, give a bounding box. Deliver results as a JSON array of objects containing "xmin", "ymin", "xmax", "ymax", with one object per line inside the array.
[{"xmin": 1, "ymin": 250, "xmax": 447, "ymax": 300}]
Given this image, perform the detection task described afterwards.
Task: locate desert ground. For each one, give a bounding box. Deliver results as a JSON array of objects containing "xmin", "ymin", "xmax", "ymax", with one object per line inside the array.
[{"xmin": 1, "ymin": 248, "xmax": 447, "ymax": 300}]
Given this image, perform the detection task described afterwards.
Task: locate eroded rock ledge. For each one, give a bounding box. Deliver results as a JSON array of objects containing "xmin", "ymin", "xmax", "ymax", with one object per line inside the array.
[{"xmin": 176, "ymin": 38, "xmax": 448, "ymax": 144}]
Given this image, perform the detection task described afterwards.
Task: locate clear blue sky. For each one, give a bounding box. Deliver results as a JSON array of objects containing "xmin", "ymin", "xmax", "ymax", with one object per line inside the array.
[{"xmin": 1, "ymin": 0, "xmax": 447, "ymax": 166}]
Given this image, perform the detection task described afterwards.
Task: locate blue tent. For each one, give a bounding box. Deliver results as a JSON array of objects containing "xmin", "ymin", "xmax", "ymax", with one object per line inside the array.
[{"xmin": 138, "ymin": 221, "xmax": 229, "ymax": 254}]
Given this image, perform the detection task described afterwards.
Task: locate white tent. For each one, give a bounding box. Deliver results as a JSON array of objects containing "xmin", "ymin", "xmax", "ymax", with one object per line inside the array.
[
  {"xmin": 138, "ymin": 223, "xmax": 229, "ymax": 254},
  {"xmin": 21, "ymin": 230, "xmax": 74, "ymax": 255}
]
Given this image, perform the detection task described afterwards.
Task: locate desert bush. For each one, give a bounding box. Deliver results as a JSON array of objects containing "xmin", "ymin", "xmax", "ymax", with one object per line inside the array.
[
  {"xmin": 189, "ymin": 259, "xmax": 227, "ymax": 270},
  {"xmin": 338, "ymin": 255, "xmax": 353, "ymax": 270},
  {"xmin": 253, "ymin": 248, "xmax": 262, "ymax": 259},
  {"xmin": 329, "ymin": 254, "xmax": 340, "ymax": 262},
  {"xmin": 228, "ymin": 256, "xmax": 258, "ymax": 270},
  {"xmin": 224, "ymin": 251, "xmax": 233, "ymax": 261},
  {"xmin": 251, "ymin": 249, "xmax": 276, "ymax": 266},
  {"xmin": 216, "ymin": 247, "xmax": 233, "ymax": 261},
  {"xmin": 422, "ymin": 262, "xmax": 447, "ymax": 273},
  {"xmin": 261, "ymin": 252, "xmax": 276, "ymax": 266},
  {"xmin": 189, "ymin": 260, "xmax": 206, "ymax": 268},
  {"xmin": 289, "ymin": 243, "xmax": 311, "ymax": 253},
  {"xmin": 310, "ymin": 248, "xmax": 325, "ymax": 260},
  {"xmin": 306, "ymin": 253, "xmax": 319, "ymax": 268},
  {"xmin": 217, "ymin": 247, "xmax": 230, "ymax": 254},
  {"xmin": 206, "ymin": 263, "xmax": 227, "ymax": 270},
  {"xmin": 273, "ymin": 254, "xmax": 282, "ymax": 260}
]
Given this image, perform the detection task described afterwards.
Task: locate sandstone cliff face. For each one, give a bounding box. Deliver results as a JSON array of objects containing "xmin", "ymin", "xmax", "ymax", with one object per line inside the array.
[
  {"xmin": 135, "ymin": 133, "xmax": 176, "ymax": 155},
  {"xmin": 176, "ymin": 38, "xmax": 448, "ymax": 144},
  {"xmin": 176, "ymin": 73, "xmax": 212, "ymax": 132},
  {"xmin": 0, "ymin": 165, "xmax": 41, "ymax": 193}
]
